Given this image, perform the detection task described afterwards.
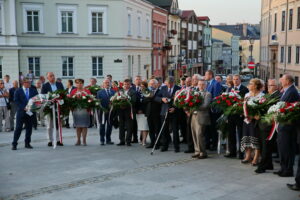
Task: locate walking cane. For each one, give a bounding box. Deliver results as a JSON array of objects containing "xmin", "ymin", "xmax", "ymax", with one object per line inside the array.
[{"xmin": 151, "ymin": 111, "xmax": 169, "ymax": 155}]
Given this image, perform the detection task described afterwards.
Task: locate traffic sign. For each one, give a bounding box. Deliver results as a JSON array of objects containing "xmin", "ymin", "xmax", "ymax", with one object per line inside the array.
[{"xmin": 248, "ymin": 61, "xmax": 255, "ymax": 69}]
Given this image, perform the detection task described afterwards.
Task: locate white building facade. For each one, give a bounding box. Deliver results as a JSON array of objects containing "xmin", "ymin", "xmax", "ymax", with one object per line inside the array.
[{"xmin": 0, "ymin": 0, "xmax": 153, "ymax": 83}]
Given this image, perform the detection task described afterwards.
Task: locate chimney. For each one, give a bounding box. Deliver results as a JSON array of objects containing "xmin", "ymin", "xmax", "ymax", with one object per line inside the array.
[{"xmin": 242, "ymin": 23, "xmax": 248, "ymax": 37}]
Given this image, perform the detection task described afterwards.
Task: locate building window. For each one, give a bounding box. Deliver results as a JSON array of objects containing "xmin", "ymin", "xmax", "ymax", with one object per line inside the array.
[
  {"xmin": 288, "ymin": 46, "xmax": 292, "ymax": 63},
  {"xmin": 88, "ymin": 6, "xmax": 107, "ymax": 34},
  {"xmin": 289, "ymin": 9, "xmax": 293, "ymax": 30},
  {"xmin": 0, "ymin": 57, "xmax": 2, "ymax": 79},
  {"xmin": 297, "ymin": 7, "xmax": 300, "ymax": 29},
  {"xmin": 61, "ymin": 11, "xmax": 73, "ymax": 33},
  {"xmin": 296, "ymin": 46, "xmax": 300, "ymax": 64},
  {"xmin": 92, "ymin": 12, "xmax": 102, "ymax": 33},
  {"xmin": 137, "ymin": 15, "xmax": 141, "ymax": 37},
  {"xmin": 92, "ymin": 57, "xmax": 103, "ymax": 77},
  {"xmin": 295, "ymin": 76, "xmax": 299, "ymax": 87},
  {"xmin": 158, "ymin": 55, "xmax": 161, "ymax": 70},
  {"xmin": 57, "ymin": 5, "xmax": 77, "ymax": 34},
  {"xmin": 22, "ymin": 4, "xmax": 44, "ymax": 33},
  {"xmin": 274, "ymin": 13, "xmax": 277, "ymax": 32},
  {"xmin": 28, "ymin": 57, "xmax": 40, "ymax": 77},
  {"xmin": 128, "ymin": 13, "xmax": 132, "ymax": 36},
  {"xmin": 26, "ymin": 11, "xmax": 39, "ymax": 32},
  {"xmin": 282, "ymin": 10, "xmax": 286, "ymax": 31},
  {"xmin": 280, "ymin": 46, "xmax": 284, "ymax": 63},
  {"xmin": 62, "ymin": 57, "xmax": 74, "ymax": 77},
  {"xmin": 158, "ymin": 28, "xmax": 161, "ymax": 43},
  {"xmin": 153, "ymin": 27, "xmax": 157, "ymax": 43},
  {"xmin": 137, "ymin": 55, "xmax": 141, "ymax": 75}
]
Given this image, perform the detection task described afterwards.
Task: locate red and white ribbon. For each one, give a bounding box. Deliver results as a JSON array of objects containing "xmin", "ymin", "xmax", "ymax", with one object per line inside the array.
[
  {"xmin": 266, "ymin": 122, "xmax": 278, "ymax": 141},
  {"xmin": 243, "ymin": 99, "xmax": 251, "ymax": 124}
]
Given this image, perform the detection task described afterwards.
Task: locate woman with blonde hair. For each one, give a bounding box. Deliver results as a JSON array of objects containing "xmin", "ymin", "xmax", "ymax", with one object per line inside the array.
[{"xmin": 241, "ymin": 78, "xmax": 264, "ymax": 166}]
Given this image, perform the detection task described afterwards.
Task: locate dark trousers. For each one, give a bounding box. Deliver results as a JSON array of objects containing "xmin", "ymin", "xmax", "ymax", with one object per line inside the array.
[
  {"xmin": 100, "ymin": 112, "xmax": 113, "ymax": 143},
  {"xmin": 147, "ymin": 114, "xmax": 161, "ymax": 146},
  {"xmin": 206, "ymin": 112, "xmax": 221, "ymax": 149},
  {"xmin": 32, "ymin": 114, "xmax": 38, "ymax": 129},
  {"xmin": 186, "ymin": 115, "xmax": 194, "ymax": 150},
  {"xmin": 178, "ymin": 110, "xmax": 187, "ymax": 140},
  {"xmin": 118, "ymin": 110, "xmax": 133, "ymax": 144},
  {"xmin": 258, "ymin": 131, "xmax": 275, "ymax": 170},
  {"xmin": 295, "ymin": 144, "xmax": 300, "ymax": 186},
  {"xmin": 12, "ymin": 111, "xmax": 35, "ymax": 146},
  {"xmin": 132, "ymin": 118, "xmax": 138, "ymax": 142},
  {"xmin": 228, "ymin": 116, "xmax": 243, "ymax": 155},
  {"xmin": 277, "ymin": 125, "xmax": 297, "ymax": 174},
  {"xmin": 160, "ymin": 114, "xmax": 180, "ymax": 150}
]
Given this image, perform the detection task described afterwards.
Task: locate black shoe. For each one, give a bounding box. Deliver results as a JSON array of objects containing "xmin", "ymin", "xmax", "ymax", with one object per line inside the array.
[
  {"xmin": 264, "ymin": 165, "xmax": 274, "ymax": 170},
  {"xmin": 241, "ymin": 160, "xmax": 251, "ymax": 164},
  {"xmin": 127, "ymin": 143, "xmax": 131, "ymax": 146},
  {"xmin": 106, "ymin": 141, "xmax": 114, "ymax": 145},
  {"xmin": 25, "ymin": 144, "xmax": 33, "ymax": 149},
  {"xmin": 160, "ymin": 148, "xmax": 168, "ymax": 152},
  {"xmin": 255, "ymin": 168, "xmax": 266, "ymax": 174},
  {"xmin": 224, "ymin": 154, "xmax": 236, "ymax": 158},
  {"xmin": 117, "ymin": 142, "xmax": 125, "ymax": 146},
  {"xmin": 57, "ymin": 141, "xmax": 64, "ymax": 146},
  {"xmin": 192, "ymin": 154, "xmax": 200, "ymax": 158},
  {"xmin": 278, "ymin": 172, "xmax": 293, "ymax": 177},
  {"xmin": 174, "ymin": 149, "xmax": 180, "ymax": 153},
  {"xmin": 155, "ymin": 145, "xmax": 160, "ymax": 150},
  {"xmin": 273, "ymin": 170, "xmax": 282, "ymax": 175},
  {"xmin": 34, "ymin": 127, "xmax": 37, "ymax": 130},
  {"xmin": 131, "ymin": 140, "xmax": 138, "ymax": 144},
  {"xmin": 198, "ymin": 155, "xmax": 208, "ymax": 159},
  {"xmin": 287, "ymin": 183, "xmax": 300, "ymax": 191},
  {"xmin": 65, "ymin": 125, "xmax": 70, "ymax": 129},
  {"xmin": 184, "ymin": 149, "xmax": 194, "ymax": 153},
  {"xmin": 238, "ymin": 153, "xmax": 244, "ymax": 160},
  {"xmin": 11, "ymin": 146, "xmax": 17, "ymax": 150},
  {"xmin": 48, "ymin": 142, "xmax": 53, "ymax": 147},
  {"xmin": 101, "ymin": 143, "xmax": 105, "ymax": 146}
]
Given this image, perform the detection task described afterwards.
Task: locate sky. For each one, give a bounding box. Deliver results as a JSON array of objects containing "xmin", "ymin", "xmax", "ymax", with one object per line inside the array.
[{"xmin": 178, "ymin": 0, "xmax": 261, "ymax": 25}]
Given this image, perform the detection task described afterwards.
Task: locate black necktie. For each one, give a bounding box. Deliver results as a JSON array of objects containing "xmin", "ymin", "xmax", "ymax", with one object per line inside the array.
[
  {"xmin": 168, "ymin": 88, "xmax": 172, "ymax": 96},
  {"xmin": 234, "ymin": 87, "xmax": 238, "ymax": 90},
  {"xmin": 106, "ymin": 89, "xmax": 110, "ymax": 96}
]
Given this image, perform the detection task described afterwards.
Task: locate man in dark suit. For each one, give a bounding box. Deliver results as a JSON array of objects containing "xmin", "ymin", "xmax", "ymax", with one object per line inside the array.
[
  {"xmin": 12, "ymin": 78, "xmax": 38, "ymax": 150},
  {"xmin": 41, "ymin": 72, "xmax": 64, "ymax": 147},
  {"xmin": 255, "ymin": 79, "xmax": 281, "ymax": 173},
  {"xmin": 65, "ymin": 80, "xmax": 76, "ymax": 128},
  {"xmin": 97, "ymin": 79, "xmax": 115, "ymax": 145},
  {"xmin": 274, "ymin": 74, "xmax": 300, "ymax": 178},
  {"xmin": 131, "ymin": 76, "xmax": 142, "ymax": 143},
  {"xmin": 155, "ymin": 76, "xmax": 181, "ymax": 152},
  {"xmin": 144, "ymin": 79, "xmax": 161, "ymax": 149},
  {"xmin": 205, "ymin": 70, "xmax": 222, "ymax": 150},
  {"xmin": 225, "ymin": 74, "xmax": 249, "ymax": 159},
  {"xmin": 117, "ymin": 79, "xmax": 137, "ymax": 146}
]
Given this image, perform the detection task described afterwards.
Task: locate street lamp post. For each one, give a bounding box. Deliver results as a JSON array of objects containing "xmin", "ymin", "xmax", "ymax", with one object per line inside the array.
[{"xmin": 249, "ymin": 37, "xmax": 255, "ymax": 77}]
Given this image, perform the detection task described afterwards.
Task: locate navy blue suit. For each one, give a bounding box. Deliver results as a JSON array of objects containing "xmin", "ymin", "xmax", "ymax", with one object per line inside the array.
[
  {"xmin": 12, "ymin": 87, "xmax": 38, "ymax": 146},
  {"xmin": 41, "ymin": 82, "xmax": 64, "ymax": 94},
  {"xmin": 206, "ymin": 79, "xmax": 222, "ymax": 99},
  {"xmin": 96, "ymin": 88, "xmax": 115, "ymax": 144},
  {"xmin": 206, "ymin": 79, "xmax": 222, "ymax": 150},
  {"xmin": 277, "ymin": 85, "xmax": 300, "ymax": 175}
]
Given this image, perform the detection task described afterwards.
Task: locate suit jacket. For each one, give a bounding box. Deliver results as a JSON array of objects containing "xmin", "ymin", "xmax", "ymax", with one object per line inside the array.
[
  {"xmin": 9, "ymin": 87, "xmax": 17, "ymax": 102},
  {"xmin": 280, "ymin": 85, "xmax": 300, "ymax": 103},
  {"xmin": 206, "ymin": 79, "xmax": 222, "ymax": 98},
  {"xmin": 144, "ymin": 88, "xmax": 161, "ymax": 118},
  {"xmin": 155, "ymin": 85, "xmax": 181, "ymax": 116},
  {"xmin": 193, "ymin": 91, "xmax": 212, "ymax": 125},
  {"xmin": 41, "ymin": 82, "xmax": 64, "ymax": 94},
  {"xmin": 97, "ymin": 88, "xmax": 115, "ymax": 110},
  {"xmin": 237, "ymin": 85, "xmax": 249, "ymax": 98},
  {"xmin": 14, "ymin": 87, "xmax": 38, "ymax": 113}
]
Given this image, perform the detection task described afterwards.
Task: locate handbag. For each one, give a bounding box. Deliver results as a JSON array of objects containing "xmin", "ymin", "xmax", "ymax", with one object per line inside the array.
[{"xmin": 0, "ymin": 89, "xmax": 11, "ymax": 110}]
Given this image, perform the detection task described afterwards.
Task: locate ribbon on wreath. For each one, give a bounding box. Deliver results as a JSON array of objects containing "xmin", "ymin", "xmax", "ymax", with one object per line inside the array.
[
  {"xmin": 266, "ymin": 122, "xmax": 278, "ymax": 141},
  {"xmin": 94, "ymin": 108, "xmax": 101, "ymax": 130},
  {"xmin": 243, "ymin": 99, "xmax": 251, "ymax": 124},
  {"xmin": 174, "ymin": 88, "xmax": 185, "ymax": 102},
  {"xmin": 50, "ymin": 98, "xmax": 64, "ymax": 149}
]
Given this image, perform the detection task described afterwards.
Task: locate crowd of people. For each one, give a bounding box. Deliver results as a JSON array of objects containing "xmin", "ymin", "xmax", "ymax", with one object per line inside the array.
[{"xmin": 1, "ymin": 70, "xmax": 300, "ymax": 191}]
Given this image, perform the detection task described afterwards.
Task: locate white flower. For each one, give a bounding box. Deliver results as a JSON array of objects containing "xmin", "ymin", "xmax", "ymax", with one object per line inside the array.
[{"xmin": 82, "ymin": 96, "xmax": 86, "ymax": 99}]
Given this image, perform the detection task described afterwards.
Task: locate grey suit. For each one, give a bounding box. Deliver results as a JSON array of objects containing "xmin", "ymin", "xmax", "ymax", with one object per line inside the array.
[{"xmin": 191, "ymin": 91, "xmax": 212, "ymax": 156}]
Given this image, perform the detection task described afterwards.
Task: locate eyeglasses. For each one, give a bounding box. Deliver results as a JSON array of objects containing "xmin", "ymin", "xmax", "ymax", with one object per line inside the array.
[{"xmin": 0, "ymin": 83, "xmax": 4, "ymax": 84}]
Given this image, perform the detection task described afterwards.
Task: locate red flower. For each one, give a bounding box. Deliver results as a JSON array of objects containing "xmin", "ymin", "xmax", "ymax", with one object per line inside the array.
[
  {"xmin": 217, "ymin": 101, "xmax": 221, "ymax": 104},
  {"xmin": 216, "ymin": 96, "xmax": 220, "ymax": 100},
  {"xmin": 180, "ymin": 102, "xmax": 184, "ymax": 105},
  {"xmin": 196, "ymin": 99, "xmax": 200, "ymax": 103},
  {"xmin": 182, "ymin": 95, "xmax": 186, "ymax": 99},
  {"xmin": 279, "ymin": 108, "xmax": 286, "ymax": 113},
  {"xmin": 222, "ymin": 97, "xmax": 227, "ymax": 101},
  {"xmin": 227, "ymin": 102, "xmax": 232, "ymax": 106},
  {"xmin": 189, "ymin": 102, "xmax": 194, "ymax": 107}
]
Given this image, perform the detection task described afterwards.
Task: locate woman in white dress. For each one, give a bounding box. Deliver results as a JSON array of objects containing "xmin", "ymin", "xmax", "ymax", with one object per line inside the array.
[{"xmin": 136, "ymin": 81, "xmax": 149, "ymax": 146}]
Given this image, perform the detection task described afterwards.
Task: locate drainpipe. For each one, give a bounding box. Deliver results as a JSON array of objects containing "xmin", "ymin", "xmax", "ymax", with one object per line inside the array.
[
  {"xmin": 266, "ymin": 0, "xmax": 271, "ymax": 80},
  {"xmin": 284, "ymin": 0, "xmax": 289, "ymax": 73}
]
